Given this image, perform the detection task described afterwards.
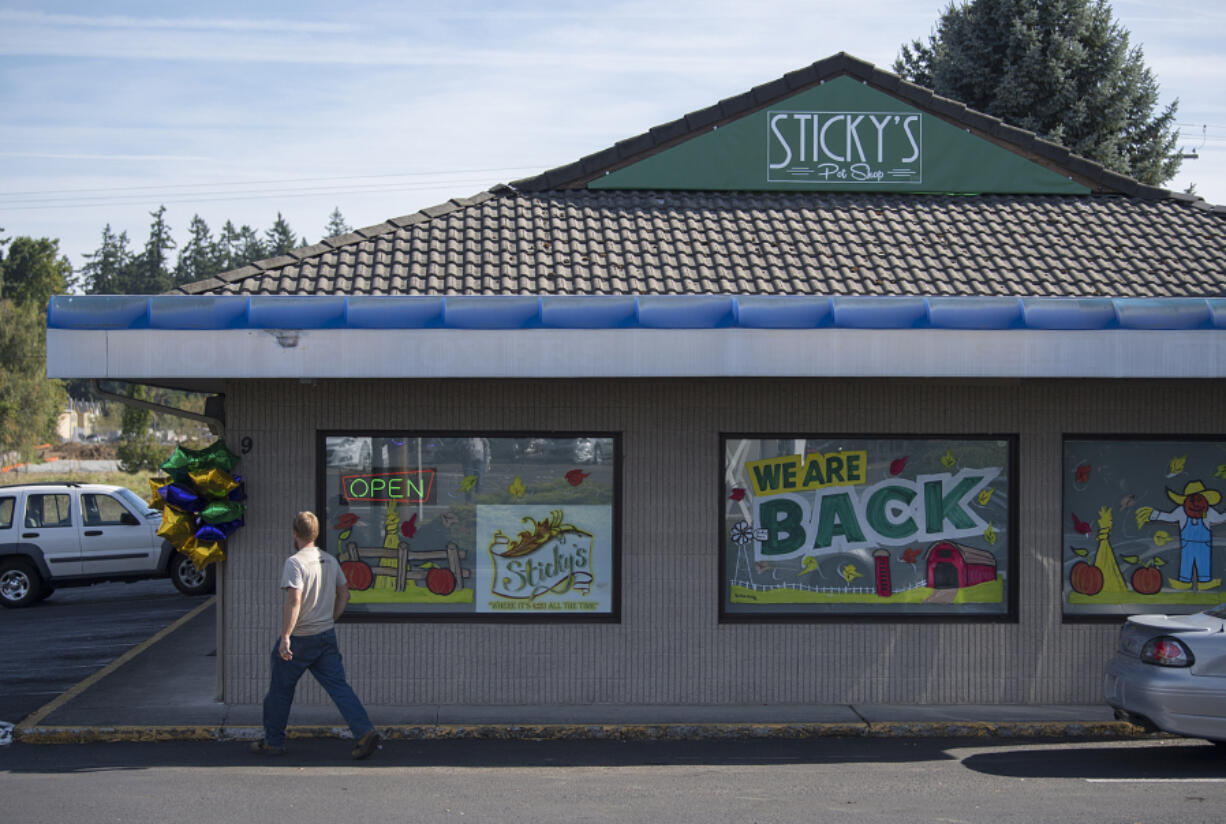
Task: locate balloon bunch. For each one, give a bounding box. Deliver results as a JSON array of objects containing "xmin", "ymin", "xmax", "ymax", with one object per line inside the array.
[{"xmin": 147, "ymin": 439, "xmax": 246, "ymax": 571}]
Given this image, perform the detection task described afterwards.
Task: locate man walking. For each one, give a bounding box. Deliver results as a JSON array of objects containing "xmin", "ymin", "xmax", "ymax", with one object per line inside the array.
[{"xmin": 250, "ymin": 511, "xmax": 382, "ymax": 759}]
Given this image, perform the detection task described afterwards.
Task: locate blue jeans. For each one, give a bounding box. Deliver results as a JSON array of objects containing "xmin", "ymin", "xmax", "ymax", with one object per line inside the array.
[{"xmin": 261, "ymin": 628, "xmax": 374, "ymax": 748}]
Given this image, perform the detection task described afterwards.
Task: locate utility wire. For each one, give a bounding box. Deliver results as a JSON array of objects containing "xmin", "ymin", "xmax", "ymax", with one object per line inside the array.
[{"xmin": 0, "ymin": 165, "xmax": 549, "ymax": 199}]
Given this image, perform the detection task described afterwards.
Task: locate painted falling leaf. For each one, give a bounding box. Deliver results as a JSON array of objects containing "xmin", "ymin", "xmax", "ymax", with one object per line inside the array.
[
  {"xmin": 508, "ymin": 476, "xmax": 527, "ymax": 499},
  {"xmin": 977, "ymin": 487, "xmax": 995, "ymax": 506},
  {"xmin": 983, "ymin": 523, "xmax": 997, "ymax": 545},
  {"xmin": 901, "ymin": 547, "xmax": 921, "ymax": 564},
  {"xmin": 729, "ymin": 488, "xmax": 746, "ymax": 501},
  {"xmin": 1216, "ymin": 464, "xmax": 1226, "ymax": 481},
  {"xmin": 458, "ymin": 475, "xmax": 479, "ymax": 493},
  {"xmin": 940, "ymin": 450, "xmax": 957, "ymax": 469},
  {"xmin": 839, "ymin": 564, "xmax": 862, "ymax": 585},
  {"xmin": 1168, "ymin": 455, "xmax": 1187, "ymax": 477}
]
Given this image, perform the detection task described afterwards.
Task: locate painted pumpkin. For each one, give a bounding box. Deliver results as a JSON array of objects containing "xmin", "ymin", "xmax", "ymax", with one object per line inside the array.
[
  {"xmin": 1132, "ymin": 565, "xmax": 1162, "ymax": 595},
  {"xmin": 341, "ymin": 560, "xmax": 373, "ymax": 591},
  {"xmin": 426, "ymin": 567, "xmax": 457, "ymax": 596},
  {"xmin": 1070, "ymin": 561, "xmax": 1103, "ymax": 596}
]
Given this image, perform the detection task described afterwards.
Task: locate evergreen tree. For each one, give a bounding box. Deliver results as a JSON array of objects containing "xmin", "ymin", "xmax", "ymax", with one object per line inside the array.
[
  {"xmin": 81, "ymin": 224, "xmax": 136, "ymax": 295},
  {"xmin": 216, "ymin": 220, "xmax": 243, "ymax": 272},
  {"xmin": 264, "ymin": 212, "xmax": 300, "ymax": 257},
  {"xmin": 323, "ymin": 207, "xmax": 353, "ymax": 239},
  {"xmin": 236, "ymin": 224, "xmax": 267, "ymax": 265},
  {"xmin": 129, "ymin": 206, "xmax": 176, "ymax": 293},
  {"xmin": 174, "ymin": 214, "xmax": 219, "ymax": 287},
  {"xmin": 895, "ymin": 0, "xmax": 1180, "ymax": 185}
]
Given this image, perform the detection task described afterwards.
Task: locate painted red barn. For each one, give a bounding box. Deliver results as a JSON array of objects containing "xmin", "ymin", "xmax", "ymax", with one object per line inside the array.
[{"xmin": 925, "ymin": 541, "xmax": 997, "ymax": 590}]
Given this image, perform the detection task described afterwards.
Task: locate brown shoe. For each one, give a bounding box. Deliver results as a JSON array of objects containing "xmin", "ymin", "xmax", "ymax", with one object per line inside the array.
[
  {"xmin": 351, "ymin": 731, "xmax": 382, "ymax": 760},
  {"xmin": 249, "ymin": 739, "xmax": 286, "ymax": 756}
]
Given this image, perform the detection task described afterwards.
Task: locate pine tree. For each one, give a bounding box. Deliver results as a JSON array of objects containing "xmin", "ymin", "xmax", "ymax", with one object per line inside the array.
[
  {"xmin": 216, "ymin": 220, "xmax": 242, "ymax": 272},
  {"xmin": 174, "ymin": 214, "xmax": 220, "ymax": 287},
  {"xmin": 895, "ymin": 0, "xmax": 1180, "ymax": 185},
  {"xmin": 236, "ymin": 224, "xmax": 267, "ymax": 265},
  {"xmin": 323, "ymin": 207, "xmax": 353, "ymax": 239},
  {"xmin": 264, "ymin": 212, "xmax": 300, "ymax": 257},
  {"xmin": 129, "ymin": 206, "xmax": 176, "ymax": 293},
  {"xmin": 81, "ymin": 225, "xmax": 136, "ymax": 295}
]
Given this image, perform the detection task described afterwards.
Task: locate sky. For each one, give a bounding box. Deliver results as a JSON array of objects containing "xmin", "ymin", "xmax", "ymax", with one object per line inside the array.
[{"xmin": 1, "ymin": 0, "xmax": 1223, "ymax": 277}]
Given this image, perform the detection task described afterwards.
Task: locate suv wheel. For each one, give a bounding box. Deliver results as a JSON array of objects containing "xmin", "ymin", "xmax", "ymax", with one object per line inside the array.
[
  {"xmin": 170, "ymin": 552, "xmax": 216, "ymax": 596},
  {"xmin": 0, "ymin": 559, "xmax": 43, "ymax": 608}
]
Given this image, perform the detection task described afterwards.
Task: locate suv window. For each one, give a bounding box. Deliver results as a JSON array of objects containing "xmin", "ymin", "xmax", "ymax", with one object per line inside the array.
[
  {"xmin": 83, "ymin": 493, "xmax": 134, "ymax": 526},
  {"xmin": 24, "ymin": 493, "xmax": 73, "ymax": 528},
  {"xmin": 0, "ymin": 496, "xmax": 13, "ymax": 529}
]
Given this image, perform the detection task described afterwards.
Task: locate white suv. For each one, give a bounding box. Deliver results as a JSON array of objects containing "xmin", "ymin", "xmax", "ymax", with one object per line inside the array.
[{"xmin": 0, "ymin": 481, "xmax": 215, "ymax": 608}]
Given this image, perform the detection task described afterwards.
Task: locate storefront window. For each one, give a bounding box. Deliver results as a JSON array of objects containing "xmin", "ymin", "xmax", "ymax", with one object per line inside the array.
[
  {"xmin": 319, "ymin": 433, "xmax": 618, "ymax": 620},
  {"xmin": 722, "ymin": 435, "xmax": 1015, "ymax": 619},
  {"xmin": 1063, "ymin": 437, "xmax": 1226, "ymax": 618}
]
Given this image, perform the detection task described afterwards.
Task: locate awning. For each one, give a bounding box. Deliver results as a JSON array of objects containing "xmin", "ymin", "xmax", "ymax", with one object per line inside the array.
[{"xmin": 46, "ymin": 295, "xmax": 1226, "ymax": 381}]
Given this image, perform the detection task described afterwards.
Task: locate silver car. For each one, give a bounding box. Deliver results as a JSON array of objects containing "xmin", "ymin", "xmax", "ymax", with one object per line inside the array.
[{"xmin": 1104, "ymin": 604, "xmax": 1226, "ymax": 744}]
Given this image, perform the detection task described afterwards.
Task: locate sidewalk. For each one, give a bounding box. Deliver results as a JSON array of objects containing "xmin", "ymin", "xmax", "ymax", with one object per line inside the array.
[{"xmin": 12, "ymin": 601, "xmax": 1141, "ymax": 744}]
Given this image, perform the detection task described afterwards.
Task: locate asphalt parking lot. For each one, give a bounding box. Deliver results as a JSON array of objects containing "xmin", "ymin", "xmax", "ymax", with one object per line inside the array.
[{"xmin": 0, "ymin": 579, "xmax": 211, "ymax": 726}]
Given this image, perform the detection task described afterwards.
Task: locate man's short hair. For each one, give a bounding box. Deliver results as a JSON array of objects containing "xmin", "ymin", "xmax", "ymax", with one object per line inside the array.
[{"xmin": 292, "ymin": 511, "xmax": 319, "ymax": 543}]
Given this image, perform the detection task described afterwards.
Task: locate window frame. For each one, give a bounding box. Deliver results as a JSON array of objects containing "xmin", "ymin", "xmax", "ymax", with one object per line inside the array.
[
  {"xmin": 1061, "ymin": 434, "xmax": 1226, "ymax": 622},
  {"xmin": 719, "ymin": 432, "xmax": 1019, "ymax": 623},
  {"xmin": 316, "ymin": 429, "xmax": 622, "ymax": 624}
]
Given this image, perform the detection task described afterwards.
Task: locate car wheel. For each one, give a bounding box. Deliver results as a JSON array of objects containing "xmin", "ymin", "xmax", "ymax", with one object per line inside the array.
[
  {"xmin": 170, "ymin": 552, "xmax": 216, "ymax": 596},
  {"xmin": 0, "ymin": 559, "xmax": 43, "ymax": 608}
]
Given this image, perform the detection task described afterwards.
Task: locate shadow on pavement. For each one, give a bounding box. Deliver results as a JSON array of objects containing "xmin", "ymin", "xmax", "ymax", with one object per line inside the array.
[
  {"xmin": 960, "ymin": 741, "xmax": 1226, "ymax": 779},
  {"xmin": 4, "ymin": 736, "xmax": 1194, "ymax": 773}
]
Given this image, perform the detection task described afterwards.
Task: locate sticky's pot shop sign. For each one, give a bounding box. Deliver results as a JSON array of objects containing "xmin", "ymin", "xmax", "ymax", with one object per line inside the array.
[
  {"xmin": 767, "ymin": 111, "xmax": 921, "ymax": 184},
  {"xmin": 589, "ymin": 75, "xmax": 1089, "ymax": 195},
  {"xmin": 724, "ymin": 437, "xmax": 1013, "ymax": 617}
]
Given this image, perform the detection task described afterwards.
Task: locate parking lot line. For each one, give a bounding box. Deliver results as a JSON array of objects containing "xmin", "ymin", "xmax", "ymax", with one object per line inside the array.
[{"xmin": 16, "ymin": 596, "xmax": 214, "ymax": 729}]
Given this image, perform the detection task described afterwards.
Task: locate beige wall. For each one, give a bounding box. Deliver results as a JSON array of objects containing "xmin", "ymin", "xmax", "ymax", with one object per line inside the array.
[{"xmin": 220, "ymin": 377, "xmax": 1224, "ymax": 711}]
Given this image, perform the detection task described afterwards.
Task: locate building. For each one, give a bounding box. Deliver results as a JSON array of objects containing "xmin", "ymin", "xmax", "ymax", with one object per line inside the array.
[{"xmin": 47, "ymin": 54, "xmax": 1226, "ymax": 718}]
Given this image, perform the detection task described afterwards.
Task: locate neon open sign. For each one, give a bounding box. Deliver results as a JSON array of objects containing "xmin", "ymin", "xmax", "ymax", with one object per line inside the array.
[{"xmin": 341, "ymin": 470, "xmax": 436, "ymax": 503}]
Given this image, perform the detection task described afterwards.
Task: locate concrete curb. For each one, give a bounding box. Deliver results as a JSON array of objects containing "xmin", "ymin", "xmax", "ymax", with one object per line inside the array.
[{"xmin": 13, "ymin": 719, "xmax": 1153, "ymax": 745}]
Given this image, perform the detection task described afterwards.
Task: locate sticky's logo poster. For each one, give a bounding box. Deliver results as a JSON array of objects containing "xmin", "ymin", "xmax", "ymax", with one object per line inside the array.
[{"xmin": 476, "ymin": 505, "xmax": 613, "ymax": 613}]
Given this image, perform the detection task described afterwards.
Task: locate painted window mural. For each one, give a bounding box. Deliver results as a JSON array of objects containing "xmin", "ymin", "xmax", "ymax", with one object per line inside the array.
[
  {"xmin": 1063, "ymin": 438, "xmax": 1226, "ymax": 617},
  {"xmin": 722, "ymin": 436, "xmax": 1015, "ymax": 618},
  {"xmin": 319, "ymin": 433, "xmax": 618, "ymax": 620}
]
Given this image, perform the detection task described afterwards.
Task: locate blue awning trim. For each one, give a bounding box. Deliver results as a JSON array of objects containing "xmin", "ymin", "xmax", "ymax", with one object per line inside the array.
[{"xmin": 46, "ymin": 295, "xmax": 1226, "ymax": 332}]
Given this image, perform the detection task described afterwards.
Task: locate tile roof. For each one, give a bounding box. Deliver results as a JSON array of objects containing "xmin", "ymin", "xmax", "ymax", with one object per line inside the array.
[
  {"xmin": 172, "ymin": 53, "xmax": 1226, "ymax": 299},
  {"xmin": 174, "ymin": 189, "xmax": 1226, "ymax": 298}
]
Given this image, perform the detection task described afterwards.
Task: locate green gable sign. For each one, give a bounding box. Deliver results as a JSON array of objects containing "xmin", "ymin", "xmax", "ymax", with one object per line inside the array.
[{"xmin": 590, "ymin": 77, "xmax": 1089, "ymax": 195}]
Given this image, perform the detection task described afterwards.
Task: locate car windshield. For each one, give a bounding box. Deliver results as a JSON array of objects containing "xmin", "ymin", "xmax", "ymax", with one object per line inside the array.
[
  {"xmin": 115, "ymin": 486, "xmax": 158, "ymax": 517},
  {"xmin": 1208, "ymin": 604, "xmax": 1226, "ymax": 619}
]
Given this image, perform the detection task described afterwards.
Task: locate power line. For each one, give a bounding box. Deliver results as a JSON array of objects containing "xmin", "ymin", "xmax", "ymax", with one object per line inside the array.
[
  {"xmin": 0, "ymin": 176, "xmax": 520, "ymax": 212},
  {"xmin": 0, "ymin": 165, "xmax": 548, "ymax": 200}
]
